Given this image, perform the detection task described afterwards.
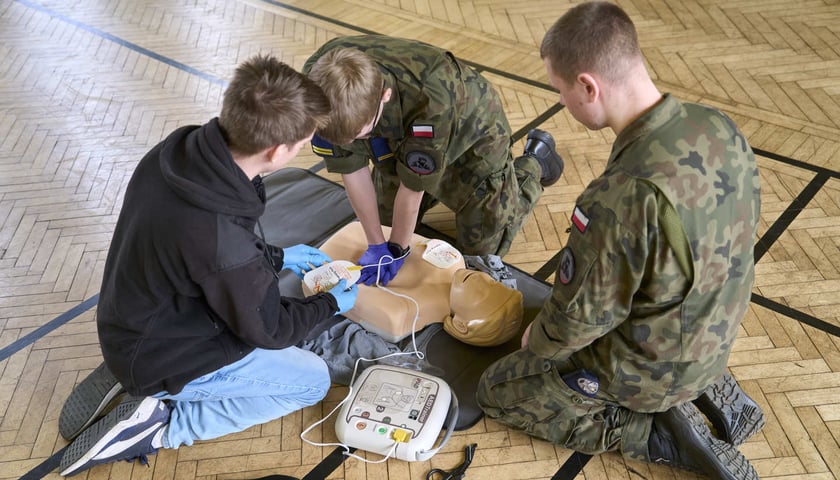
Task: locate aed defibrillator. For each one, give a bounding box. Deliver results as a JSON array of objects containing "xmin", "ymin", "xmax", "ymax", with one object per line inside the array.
[{"xmin": 335, "ymin": 365, "xmax": 459, "ymax": 461}]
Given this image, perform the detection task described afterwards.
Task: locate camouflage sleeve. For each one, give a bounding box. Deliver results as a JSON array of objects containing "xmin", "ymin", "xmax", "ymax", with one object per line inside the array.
[
  {"xmin": 309, "ymin": 134, "xmax": 370, "ymax": 174},
  {"xmin": 527, "ymin": 176, "xmax": 659, "ymax": 360},
  {"xmin": 394, "ymin": 62, "xmax": 458, "ymax": 192},
  {"xmin": 323, "ymin": 151, "xmax": 369, "ymax": 174}
]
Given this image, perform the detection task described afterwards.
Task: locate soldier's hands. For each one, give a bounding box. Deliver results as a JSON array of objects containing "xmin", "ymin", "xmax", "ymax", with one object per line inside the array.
[{"xmin": 357, "ymin": 242, "xmax": 408, "ymax": 286}]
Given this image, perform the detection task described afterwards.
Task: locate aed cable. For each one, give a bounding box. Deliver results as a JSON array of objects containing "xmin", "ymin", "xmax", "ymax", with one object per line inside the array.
[{"xmin": 300, "ymin": 250, "xmax": 428, "ymax": 464}]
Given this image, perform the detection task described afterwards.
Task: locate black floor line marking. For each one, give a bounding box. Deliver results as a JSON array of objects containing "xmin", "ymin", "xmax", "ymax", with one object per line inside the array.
[
  {"xmin": 16, "ymin": 0, "xmax": 227, "ymax": 87},
  {"xmin": 755, "ymin": 172, "xmax": 830, "ymax": 263},
  {"xmin": 552, "ymin": 451, "xmax": 592, "ymax": 480},
  {"xmin": 752, "ymin": 293, "xmax": 840, "ymax": 337},
  {"xmin": 0, "ymin": 294, "xmax": 99, "ymax": 362},
  {"xmin": 513, "ymin": 103, "xmax": 566, "ymax": 141},
  {"xmin": 302, "ymin": 447, "xmax": 355, "ymax": 480},
  {"xmin": 534, "ymin": 250, "xmax": 562, "ymax": 282},
  {"xmin": 18, "ymin": 447, "xmax": 66, "ymax": 480},
  {"xmin": 754, "ymin": 147, "xmax": 840, "ymax": 178}
]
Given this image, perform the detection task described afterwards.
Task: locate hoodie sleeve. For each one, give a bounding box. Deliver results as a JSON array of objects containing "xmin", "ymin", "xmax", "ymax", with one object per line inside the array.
[
  {"xmin": 199, "ymin": 255, "xmax": 339, "ymax": 349},
  {"xmin": 264, "ymin": 243, "xmax": 284, "ymax": 272}
]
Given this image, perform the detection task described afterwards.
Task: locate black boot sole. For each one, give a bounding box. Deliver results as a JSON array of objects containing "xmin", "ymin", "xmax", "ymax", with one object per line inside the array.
[
  {"xmin": 652, "ymin": 402, "xmax": 758, "ymax": 480},
  {"xmin": 693, "ymin": 373, "xmax": 765, "ymax": 445}
]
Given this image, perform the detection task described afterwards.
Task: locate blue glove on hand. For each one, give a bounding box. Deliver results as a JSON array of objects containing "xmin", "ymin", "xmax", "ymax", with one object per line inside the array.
[
  {"xmin": 357, "ymin": 242, "xmax": 409, "ymax": 286},
  {"xmin": 282, "ymin": 244, "xmax": 331, "ymax": 279},
  {"xmin": 327, "ymin": 279, "xmax": 358, "ymax": 315}
]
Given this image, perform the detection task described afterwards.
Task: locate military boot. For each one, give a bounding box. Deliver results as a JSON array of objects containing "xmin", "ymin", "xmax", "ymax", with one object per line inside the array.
[
  {"xmin": 693, "ymin": 372, "xmax": 765, "ymax": 446},
  {"xmin": 522, "ymin": 129, "xmax": 564, "ymax": 187},
  {"xmin": 648, "ymin": 402, "xmax": 758, "ymax": 480}
]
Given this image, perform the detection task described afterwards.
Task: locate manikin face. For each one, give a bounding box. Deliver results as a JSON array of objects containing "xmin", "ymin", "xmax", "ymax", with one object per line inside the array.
[{"xmin": 544, "ymin": 58, "xmax": 605, "ymax": 131}]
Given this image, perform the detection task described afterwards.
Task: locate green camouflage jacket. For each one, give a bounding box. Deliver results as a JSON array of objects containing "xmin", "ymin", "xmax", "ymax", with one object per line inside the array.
[
  {"xmin": 528, "ymin": 94, "xmax": 761, "ymax": 412},
  {"xmin": 303, "ymin": 35, "xmax": 511, "ymax": 212}
]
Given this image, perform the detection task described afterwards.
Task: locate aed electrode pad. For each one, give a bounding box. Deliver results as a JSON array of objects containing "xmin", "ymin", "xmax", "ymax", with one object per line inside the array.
[
  {"xmin": 335, "ymin": 365, "xmax": 458, "ymax": 462},
  {"xmin": 302, "ymin": 260, "xmax": 360, "ymax": 295}
]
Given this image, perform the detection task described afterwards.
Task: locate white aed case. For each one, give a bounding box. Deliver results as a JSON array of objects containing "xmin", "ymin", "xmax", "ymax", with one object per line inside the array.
[{"xmin": 335, "ymin": 365, "xmax": 459, "ymax": 462}]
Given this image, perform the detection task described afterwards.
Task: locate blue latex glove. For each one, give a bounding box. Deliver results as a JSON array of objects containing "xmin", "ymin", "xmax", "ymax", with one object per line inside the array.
[
  {"xmin": 327, "ymin": 279, "xmax": 358, "ymax": 315},
  {"xmin": 282, "ymin": 244, "xmax": 332, "ymax": 279},
  {"xmin": 357, "ymin": 242, "xmax": 408, "ymax": 286}
]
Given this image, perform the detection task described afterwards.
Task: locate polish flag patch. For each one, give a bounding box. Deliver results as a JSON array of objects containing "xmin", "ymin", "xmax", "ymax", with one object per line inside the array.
[
  {"xmin": 572, "ymin": 205, "xmax": 590, "ymax": 233},
  {"xmin": 411, "ymin": 125, "xmax": 434, "ymax": 138}
]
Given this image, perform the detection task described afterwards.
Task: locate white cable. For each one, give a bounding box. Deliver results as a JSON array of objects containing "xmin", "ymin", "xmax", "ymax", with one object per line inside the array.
[{"xmin": 300, "ymin": 249, "xmax": 427, "ymax": 463}]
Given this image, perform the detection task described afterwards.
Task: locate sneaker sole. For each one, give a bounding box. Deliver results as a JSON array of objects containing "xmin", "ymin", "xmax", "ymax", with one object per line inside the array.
[
  {"xmin": 675, "ymin": 402, "xmax": 758, "ymax": 480},
  {"xmin": 59, "ymin": 362, "xmax": 125, "ymax": 440},
  {"xmin": 693, "ymin": 373, "xmax": 765, "ymax": 445},
  {"xmin": 59, "ymin": 397, "xmax": 163, "ymax": 477}
]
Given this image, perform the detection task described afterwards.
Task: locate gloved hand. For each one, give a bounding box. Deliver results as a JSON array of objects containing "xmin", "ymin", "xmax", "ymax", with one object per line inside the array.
[
  {"xmin": 357, "ymin": 242, "xmax": 409, "ymax": 286},
  {"xmin": 281, "ymin": 244, "xmax": 332, "ymax": 279},
  {"xmin": 327, "ymin": 279, "xmax": 358, "ymax": 315}
]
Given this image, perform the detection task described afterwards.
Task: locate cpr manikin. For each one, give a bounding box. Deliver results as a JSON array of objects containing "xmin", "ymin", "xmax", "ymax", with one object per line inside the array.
[
  {"xmin": 444, "ymin": 269, "xmax": 523, "ymax": 347},
  {"xmin": 304, "ymin": 221, "xmax": 522, "ymax": 346}
]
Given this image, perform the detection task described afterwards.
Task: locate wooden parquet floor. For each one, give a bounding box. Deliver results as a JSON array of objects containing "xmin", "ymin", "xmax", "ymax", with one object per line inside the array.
[{"xmin": 1, "ymin": 0, "xmax": 839, "ymax": 479}]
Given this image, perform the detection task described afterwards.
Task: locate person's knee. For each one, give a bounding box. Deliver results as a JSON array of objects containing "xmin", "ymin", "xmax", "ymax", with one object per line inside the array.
[
  {"xmin": 300, "ymin": 363, "xmax": 331, "ymax": 406},
  {"xmin": 475, "ymin": 370, "xmax": 491, "ymax": 406},
  {"xmin": 475, "ymin": 368, "xmax": 504, "ymax": 417}
]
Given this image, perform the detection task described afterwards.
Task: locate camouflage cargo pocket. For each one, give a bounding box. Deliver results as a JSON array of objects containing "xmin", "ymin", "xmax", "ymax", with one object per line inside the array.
[{"xmin": 480, "ymin": 350, "xmax": 601, "ymax": 440}]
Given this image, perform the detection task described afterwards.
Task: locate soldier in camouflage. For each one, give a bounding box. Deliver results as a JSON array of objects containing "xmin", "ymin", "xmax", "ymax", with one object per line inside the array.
[
  {"xmin": 476, "ymin": 3, "xmax": 764, "ymax": 480},
  {"xmin": 303, "ymin": 35, "xmax": 564, "ymax": 287}
]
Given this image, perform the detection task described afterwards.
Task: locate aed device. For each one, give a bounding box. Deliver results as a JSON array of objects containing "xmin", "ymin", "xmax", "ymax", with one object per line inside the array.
[{"xmin": 336, "ymin": 365, "xmax": 459, "ymax": 462}]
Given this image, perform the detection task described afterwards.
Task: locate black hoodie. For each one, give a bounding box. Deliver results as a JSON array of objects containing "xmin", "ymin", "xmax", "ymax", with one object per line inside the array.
[{"xmin": 97, "ymin": 118, "xmax": 338, "ymax": 396}]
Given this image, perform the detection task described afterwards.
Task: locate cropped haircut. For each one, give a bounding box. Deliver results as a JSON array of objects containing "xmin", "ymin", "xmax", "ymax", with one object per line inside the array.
[
  {"xmin": 219, "ymin": 54, "xmax": 331, "ymax": 155},
  {"xmin": 540, "ymin": 2, "xmax": 642, "ymax": 86},
  {"xmin": 306, "ymin": 48, "xmax": 383, "ymax": 145}
]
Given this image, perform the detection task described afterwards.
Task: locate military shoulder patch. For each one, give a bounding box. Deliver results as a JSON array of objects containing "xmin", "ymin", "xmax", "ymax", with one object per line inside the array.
[
  {"xmin": 310, "ymin": 133, "xmax": 334, "ymax": 158},
  {"xmin": 411, "ymin": 125, "xmax": 434, "ymax": 138},
  {"xmin": 405, "ymin": 151, "xmax": 436, "ymax": 174},
  {"xmin": 558, "ymin": 247, "xmax": 575, "ymax": 285},
  {"xmin": 369, "ymin": 137, "xmax": 394, "ymax": 164},
  {"xmin": 572, "ymin": 205, "xmax": 590, "ymax": 233}
]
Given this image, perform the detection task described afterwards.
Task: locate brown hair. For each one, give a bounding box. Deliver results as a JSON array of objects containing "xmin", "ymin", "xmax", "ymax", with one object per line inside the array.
[
  {"xmin": 540, "ymin": 2, "xmax": 641, "ymax": 85},
  {"xmin": 219, "ymin": 54, "xmax": 331, "ymax": 155},
  {"xmin": 306, "ymin": 48, "xmax": 383, "ymax": 145}
]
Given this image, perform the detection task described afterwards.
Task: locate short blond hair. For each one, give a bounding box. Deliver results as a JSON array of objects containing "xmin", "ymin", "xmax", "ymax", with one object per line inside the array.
[{"xmin": 307, "ymin": 48, "xmax": 383, "ymax": 145}]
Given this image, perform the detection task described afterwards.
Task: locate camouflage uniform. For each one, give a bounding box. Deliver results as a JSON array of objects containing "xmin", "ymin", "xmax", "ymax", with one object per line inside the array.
[
  {"xmin": 477, "ymin": 94, "xmax": 761, "ymax": 459},
  {"xmin": 303, "ymin": 35, "xmax": 543, "ymax": 256}
]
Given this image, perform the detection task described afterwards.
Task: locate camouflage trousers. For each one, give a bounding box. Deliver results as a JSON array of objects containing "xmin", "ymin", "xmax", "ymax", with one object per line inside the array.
[
  {"xmin": 476, "ymin": 348, "xmax": 654, "ymax": 460},
  {"xmin": 374, "ymin": 154, "xmax": 542, "ymax": 256}
]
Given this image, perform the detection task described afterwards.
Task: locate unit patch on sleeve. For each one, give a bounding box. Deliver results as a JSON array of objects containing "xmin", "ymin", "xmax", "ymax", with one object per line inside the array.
[
  {"xmin": 558, "ymin": 247, "xmax": 575, "ymax": 285},
  {"xmin": 405, "ymin": 151, "xmax": 436, "ymax": 174},
  {"xmin": 571, "ymin": 205, "xmax": 590, "ymax": 233}
]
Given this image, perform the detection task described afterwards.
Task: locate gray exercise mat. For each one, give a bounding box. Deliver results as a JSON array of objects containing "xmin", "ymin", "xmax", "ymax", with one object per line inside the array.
[{"xmin": 262, "ymin": 167, "xmax": 552, "ymax": 430}]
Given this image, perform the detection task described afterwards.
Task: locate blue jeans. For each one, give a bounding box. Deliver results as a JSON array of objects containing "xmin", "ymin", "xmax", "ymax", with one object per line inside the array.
[{"xmin": 153, "ymin": 347, "xmax": 330, "ymax": 448}]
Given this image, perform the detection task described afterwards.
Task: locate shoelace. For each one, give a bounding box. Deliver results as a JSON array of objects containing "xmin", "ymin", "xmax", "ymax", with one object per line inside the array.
[{"xmin": 125, "ymin": 448, "xmax": 159, "ymax": 468}]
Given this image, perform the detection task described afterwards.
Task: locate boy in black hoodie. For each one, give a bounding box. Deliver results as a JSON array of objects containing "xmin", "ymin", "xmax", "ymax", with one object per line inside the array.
[{"xmin": 58, "ymin": 54, "xmax": 358, "ymax": 477}]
